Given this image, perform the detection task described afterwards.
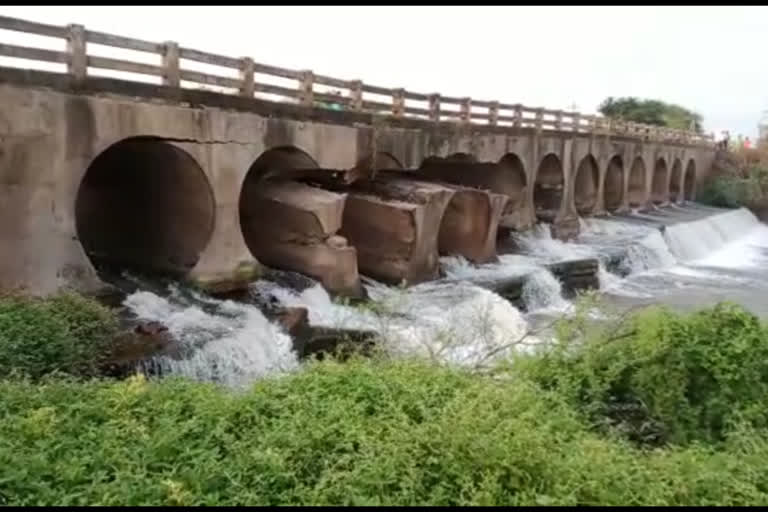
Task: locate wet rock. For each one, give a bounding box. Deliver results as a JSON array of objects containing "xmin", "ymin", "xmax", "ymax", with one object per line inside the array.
[
  {"xmin": 302, "ymin": 326, "xmax": 378, "ymax": 361},
  {"xmin": 101, "ymin": 320, "xmax": 184, "ymax": 377}
]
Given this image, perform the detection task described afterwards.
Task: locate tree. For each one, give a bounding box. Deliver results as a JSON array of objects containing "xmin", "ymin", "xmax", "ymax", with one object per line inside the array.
[{"xmin": 598, "ymin": 96, "xmax": 703, "ymax": 133}]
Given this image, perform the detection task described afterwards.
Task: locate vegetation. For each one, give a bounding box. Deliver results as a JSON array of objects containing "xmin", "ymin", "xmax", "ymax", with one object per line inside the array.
[
  {"xmin": 2, "ymin": 291, "xmax": 768, "ymax": 505},
  {"xmin": 697, "ymin": 146, "xmax": 768, "ymax": 214},
  {"xmin": 0, "ymin": 292, "xmax": 118, "ymax": 380},
  {"xmin": 597, "ymin": 96, "xmax": 703, "ymax": 133}
]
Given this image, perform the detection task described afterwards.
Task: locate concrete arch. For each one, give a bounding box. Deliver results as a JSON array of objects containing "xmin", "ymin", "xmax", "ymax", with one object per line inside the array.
[
  {"xmin": 356, "ymin": 151, "xmax": 404, "ymax": 173},
  {"xmin": 628, "ymin": 156, "xmax": 646, "ymax": 208},
  {"xmin": 651, "ymin": 158, "xmax": 669, "ymax": 205},
  {"xmin": 242, "ymin": 145, "xmax": 318, "ymax": 183},
  {"xmin": 534, "ymin": 153, "xmax": 564, "ymax": 222},
  {"xmin": 574, "ymin": 154, "xmax": 599, "ymax": 215},
  {"xmin": 238, "ymin": 146, "xmax": 361, "ymax": 296},
  {"xmin": 74, "ymin": 137, "xmax": 216, "ymax": 278},
  {"xmin": 669, "ymin": 158, "xmax": 683, "ymax": 203},
  {"xmin": 603, "ymin": 155, "xmax": 624, "ymax": 212},
  {"xmin": 238, "ymin": 145, "xmax": 320, "ymax": 263},
  {"xmin": 684, "ymin": 159, "xmax": 696, "ymax": 201},
  {"xmin": 446, "ymin": 152, "xmax": 477, "ymax": 163},
  {"xmin": 498, "ymin": 153, "xmax": 528, "ymax": 214}
]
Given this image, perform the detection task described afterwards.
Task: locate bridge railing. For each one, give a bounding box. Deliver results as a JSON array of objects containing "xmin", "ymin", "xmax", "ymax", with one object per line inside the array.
[{"xmin": 0, "ymin": 15, "xmax": 715, "ymax": 147}]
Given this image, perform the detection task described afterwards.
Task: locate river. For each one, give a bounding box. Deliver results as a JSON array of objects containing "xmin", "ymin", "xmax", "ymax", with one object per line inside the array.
[{"xmin": 119, "ymin": 203, "xmax": 768, "ymax": 387}]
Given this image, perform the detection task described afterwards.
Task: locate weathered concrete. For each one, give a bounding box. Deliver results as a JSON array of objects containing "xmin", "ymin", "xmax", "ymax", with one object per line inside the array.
[
  {"xmin": 239, "ymin": 180, "xmax": 363, "ymax": 297},
  {"xmin": 340, "ymin": 179, "xmax": 454, "ymax": 285},
  {"xmin": 0, "ymin": 68, "xmax": 715, "ymax": 295}
]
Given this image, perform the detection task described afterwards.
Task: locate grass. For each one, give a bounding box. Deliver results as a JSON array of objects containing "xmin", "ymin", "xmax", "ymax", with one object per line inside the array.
[{"xmin": 2, "ymin": 293, "xmax": 768, "ymax": 505}]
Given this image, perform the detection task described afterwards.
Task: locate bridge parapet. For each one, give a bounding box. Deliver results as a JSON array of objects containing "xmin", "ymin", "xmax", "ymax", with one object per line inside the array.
[{"xmin": 0, "ymin": 14, "xmax": 714, "ymax": 147}]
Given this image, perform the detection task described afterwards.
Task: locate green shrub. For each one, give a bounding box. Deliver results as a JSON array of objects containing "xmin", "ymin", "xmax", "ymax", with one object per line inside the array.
[
  {"xmin": 0, "ymin": 292, "xmax": 119, "ymax": 379},
  {"xmin": 515, "ymin": 302, "xmax": 768, "ymax": 446},
  {"xmin": 1, "ymin": 359, "xmax": 768, "ymax": 506}
]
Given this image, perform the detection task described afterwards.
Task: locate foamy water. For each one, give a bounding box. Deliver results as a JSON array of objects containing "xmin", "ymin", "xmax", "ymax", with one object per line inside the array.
[
  {"xmin": 119, "ymin": 204, "xmax": 768, "ymax": 387},
  {"xmin": 123, "ymin": 287, "xmax": 298, "ymax": 388}
]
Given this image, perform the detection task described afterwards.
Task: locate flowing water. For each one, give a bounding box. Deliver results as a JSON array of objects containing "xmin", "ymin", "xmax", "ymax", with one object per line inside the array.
[{"xmin": 120, "ymin": 203, "xmax": 768, "ymax": 386}]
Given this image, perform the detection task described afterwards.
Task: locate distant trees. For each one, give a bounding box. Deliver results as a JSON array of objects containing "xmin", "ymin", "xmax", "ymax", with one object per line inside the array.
[{"xmin": 598, "ymin": 97, "xmax": 703, "ymax": 133}]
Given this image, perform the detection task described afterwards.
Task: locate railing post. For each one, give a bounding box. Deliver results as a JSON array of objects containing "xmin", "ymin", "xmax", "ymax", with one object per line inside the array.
[
  {"xmin": 555, "ymin": 110, "xmax": 563, "ymax": 131},
  {"xmin": 299, "ymin": 70, "xmax": 314, "ymax": 107},
  {"xmin": 428, "ymin": 93, "xmax": 441, "ymax": 122},
  {"xmin": 572, "ymin": 112, "xmax": 581, "ymax": 133},
  {"xmin": 66, "ymin": 23, "xmax": 87, "ymax": 84},
  {"xmin": 162, "ymin": 41, "xmax": 180, "ymax": 88},
  {"xmin": 488, "ymin": 101, "xmax": 499, "ymax": 126},
  {"xmin": 239, "ymin": 57, "xmax": 254, "ymax": 98},
  {"xmin": 392, "ymin": 88, "xmax": 405, "ymax": 117},
  {"xmin": 513, "ymin": 104, "xmax": 522, "ymax": 128},
  {"xmin": 460, "ymin": 97, "xmax": 471, "ymax": 125},
  {"xmin": 535, "ymin": 108, "xmax": 543, "ymax": 132},
  {"xmin": 350, "ymin": 80, "xmax": 363, "ymax": 111}
]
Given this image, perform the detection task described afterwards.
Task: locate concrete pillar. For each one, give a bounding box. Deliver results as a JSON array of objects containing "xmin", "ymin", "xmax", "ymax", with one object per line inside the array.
[
  {"xmin": 350, "ymin": 80, "xmax": 363, "ymax": 111},
  {"xmin": 392, "ymin": 88, "xmax": 405, "ymax": 118},
  {"xmin": 162, "ymin": 41, "xmax": 180, "ymax": 88},
  {"xmin": 428, "ymin": 94, "xmax": 441, "ymax": 122},
  {"xmin": 66, "ymin": 24, "xmax": 87, "ymax": 84},
  {"xmin": 239, "ymin": 57, "xmax": 254, "ymax": 98},
  {"xmin": 299, "ymin": 70, "xmax": 314, "ymax": 107},
  {"xmin": 460, "ymin": 97, "xmax": 471, "ymax": 126}
]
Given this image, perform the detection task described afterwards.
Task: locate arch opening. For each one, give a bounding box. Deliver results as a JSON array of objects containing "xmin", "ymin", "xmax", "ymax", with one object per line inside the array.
[
  {"xmin": 238, "ymin": 146, "xmax": 362, "ymax": 296},
  {"xmin": 669, "ymin": 159, "xmax": 683, "ymax": 203},
  {"xmin": 684, "ymin": 160, "xmax": 696, "ymax": 200},
  {"xmin": 604, "ymin": 155, "xmax": 624, "ymax": 212},
  {"xmin": 534, "ymin": 153, "xmax": 564, "ymax": 222},
  {"xmin": 574, "ymin": 155, "xmax": 599, "ymax": 215},
  {"xmin": 75, "ymin": 137, "xmax": 215, "ymax": 278},
  {"xmin": 628, "ymin": 157, "xmax": 646, "ymax": 207},
  {"xmin": 498, "ymin": 153, "xmax": 527, "ymax": 213},
  {"xmin": 651, "ymin": 158, "xmax": 669, "ymax": 205}
]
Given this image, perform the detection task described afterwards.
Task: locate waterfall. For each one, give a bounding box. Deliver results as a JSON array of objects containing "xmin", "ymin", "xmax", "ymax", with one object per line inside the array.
[
  {"xmin": 123, "ymin": 287, "xmax": 298, "ymax": 388},
  {"xmin": 663, "ymin": 208, "xmax": 761, "ymax": 262},
  {"xmin": 253, "ymin": 279, "xmax": 536, "ymax": 368}
]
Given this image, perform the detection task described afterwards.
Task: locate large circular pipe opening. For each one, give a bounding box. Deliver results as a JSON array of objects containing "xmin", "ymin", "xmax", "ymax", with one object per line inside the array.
[
  {"xmin": 498, "ymin": 153, "xmax": 527, "ymax": 213},
  {"xmin": 684, "ymin": 160, "xmax": 696, "ymax": 200},
  {"xmin": 669, "ymin": 159, "xmax": 683, "ymax": 203},
  {"xmin": 534, "ymin": 153, "xmax": 564, "ymax": 223},
  {"xmin": 238, "ymin": 146, "xmax": 320, "ymax": 261},
  {"xmin": 574, "ymin": 155, "xmax": 599, "ymax": 215},
  {"xmin": 604, "ymin": 155, "xmax": 624, "ymax": 212},
  {"xmin": 628, "ymin": 157, "xmax": 646, "ymax": 208},
  {"xmin": 651, "ymin": 158, "xmax": 669, "ymax": 205},
  {"xmin": 75, "ymin": 137, "xmax": 215, "ymax": 278}
]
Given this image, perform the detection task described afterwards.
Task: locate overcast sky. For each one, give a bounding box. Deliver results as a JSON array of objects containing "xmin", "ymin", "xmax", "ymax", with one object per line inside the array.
[{"xmin": 2, "ymin": 5, "xmax": 766, "ymax": 138}]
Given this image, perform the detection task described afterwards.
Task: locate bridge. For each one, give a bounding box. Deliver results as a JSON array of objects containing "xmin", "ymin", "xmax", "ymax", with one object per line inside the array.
[{"xmin": 0, "ymin": 15, "xmax": 716, "ymax": 297}]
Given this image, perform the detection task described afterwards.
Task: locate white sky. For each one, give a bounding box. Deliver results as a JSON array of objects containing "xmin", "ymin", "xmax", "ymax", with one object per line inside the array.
[{"xmin": 1, "ymin": 5, "xmax": 766, "ymax": 138}]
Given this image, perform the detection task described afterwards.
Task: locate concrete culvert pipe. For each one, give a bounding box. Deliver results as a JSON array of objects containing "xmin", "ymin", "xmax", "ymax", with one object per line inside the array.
[{"xmin": 75, "ymin": 137, "xmax": 215, "ymax": 278}]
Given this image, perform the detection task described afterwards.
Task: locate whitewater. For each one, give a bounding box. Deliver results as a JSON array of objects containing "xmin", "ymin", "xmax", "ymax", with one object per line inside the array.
[{"xmin": 120, "ymin": 204, "xmax": 768, "ymax": 387}]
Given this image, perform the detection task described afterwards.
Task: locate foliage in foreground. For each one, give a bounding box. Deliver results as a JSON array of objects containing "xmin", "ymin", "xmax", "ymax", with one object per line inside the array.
[
  {"xmin": 516, "ymin": 302, "xmax": 768, "ymax": 446},
  {"xmin": 0, "ymin": 292, "xmax": 119, "ymax": 379},
  {"xmin": 3, "ymin": 294, "xmax": 768, "ymax": 505},
  {"xmin": 2, "ymin": 358, "xmax": 768, "ymax": 507}
]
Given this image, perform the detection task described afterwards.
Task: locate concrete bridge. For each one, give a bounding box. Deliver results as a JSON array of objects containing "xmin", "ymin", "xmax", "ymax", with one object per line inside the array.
[{"xmin": 0, "ymin": 15, "xmax": 716, "ymax": 297}]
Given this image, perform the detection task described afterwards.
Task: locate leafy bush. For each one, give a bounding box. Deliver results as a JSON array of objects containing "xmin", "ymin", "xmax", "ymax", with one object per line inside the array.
[
  {"xmin": 515, "ymin": 302, "xmax": 768, "ymax": 446},
  {"xmin": 0, "ymin": 292, "xmax": 119, "ymax": 379},
  {"xmin": 1, "ymin": 359, "xmax": 768, "ymax": 506}
]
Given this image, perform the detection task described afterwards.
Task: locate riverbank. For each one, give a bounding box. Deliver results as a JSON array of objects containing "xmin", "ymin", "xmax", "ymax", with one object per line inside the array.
[{"xmin": 2, "ymin": 291, "xmax": 768, "ymax": 505}]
